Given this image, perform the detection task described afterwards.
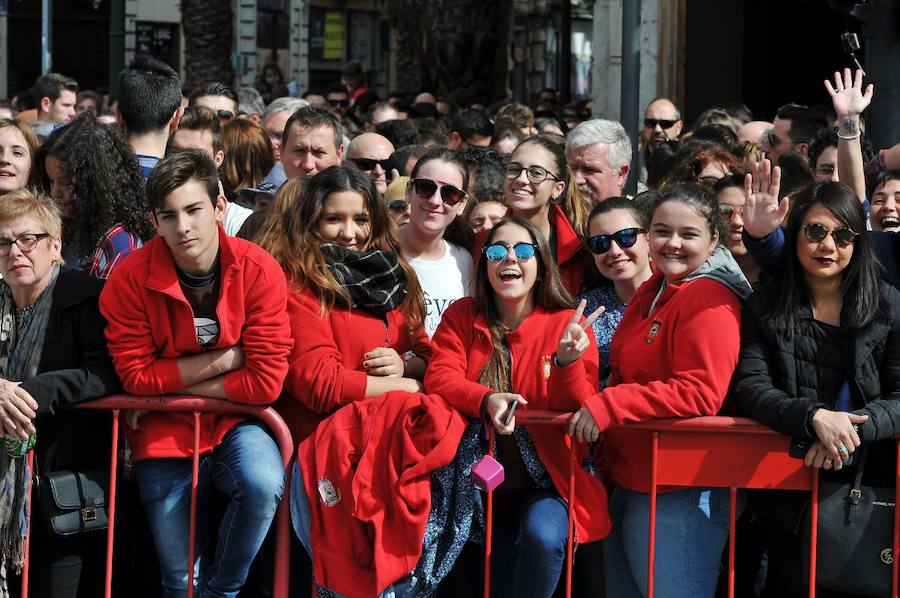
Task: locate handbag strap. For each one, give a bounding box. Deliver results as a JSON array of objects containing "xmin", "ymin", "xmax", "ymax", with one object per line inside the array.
[{"xmin": 846, "ymin": 443, "xmax": 871, "ymax": 523}]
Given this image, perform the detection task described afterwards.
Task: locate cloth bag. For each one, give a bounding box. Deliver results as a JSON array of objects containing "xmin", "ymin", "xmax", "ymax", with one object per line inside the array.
[{"xmin": 802, "ymin": 445, "xmax": 895, "ymax": 597}]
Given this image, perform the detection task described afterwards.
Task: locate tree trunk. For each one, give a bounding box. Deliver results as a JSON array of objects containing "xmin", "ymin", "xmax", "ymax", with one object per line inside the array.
[
  {"xmin": 181, "ymin": 0, "xmax": 235, "ymax": 91},
  {"xmin": 387, "ymin": 0, "xmax": 513, "ymax": 106}
]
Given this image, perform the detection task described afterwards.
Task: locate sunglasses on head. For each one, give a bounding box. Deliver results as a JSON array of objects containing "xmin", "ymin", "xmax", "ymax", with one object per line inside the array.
[
  {"xmin": 644, "ymin": 118, "xmax": 678, "ymax": 130},
  {"xmin": 216, "ymin": 109, "xmax": 235, "ymax": 121},
  {"xmin": 803, "ymin": 222, "xmax": 858, "ymax": 248},
  {"xmin": 328, "ymin": 98, "xmax": 350, "ymax": 108},
  {"xmin": 484, "ymin": 242, "xmax": 539, "ymax": 262},
  {"xmin": 588, "ymin": 227, "xmax": 644, "ymax": 255},
  {"xmin": 388, "ymin": 200, "xmax": 408, "ymax": 212},
  {"xmin": 410, "ymin": 178, "xmax": 467, "ymax": 206},
  {"xmin": 352, "ymin": 157, "xmax": 393, "ymax": 172}
]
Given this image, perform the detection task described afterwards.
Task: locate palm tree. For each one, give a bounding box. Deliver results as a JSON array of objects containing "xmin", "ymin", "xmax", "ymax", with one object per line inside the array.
[{"xmin": 181, "ymin": 0, "xmax": 235, "ymax": 90}]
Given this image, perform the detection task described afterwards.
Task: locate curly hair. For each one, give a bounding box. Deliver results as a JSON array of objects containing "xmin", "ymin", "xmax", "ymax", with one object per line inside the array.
[{"xmin": 32, "ymin": 112, "xmax": 154, "ymax": 257}]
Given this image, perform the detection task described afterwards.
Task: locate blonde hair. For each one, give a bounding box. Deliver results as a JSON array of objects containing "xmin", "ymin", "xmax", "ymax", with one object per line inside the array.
[{"xmin": 0, "ymin": 188, "xmax": 63, "ymax": 240}]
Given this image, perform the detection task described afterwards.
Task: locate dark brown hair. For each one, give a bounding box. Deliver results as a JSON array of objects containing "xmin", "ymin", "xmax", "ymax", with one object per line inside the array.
[{"xmin": 146, "ymin": 149, "xmax": 219, "ymax": 212}]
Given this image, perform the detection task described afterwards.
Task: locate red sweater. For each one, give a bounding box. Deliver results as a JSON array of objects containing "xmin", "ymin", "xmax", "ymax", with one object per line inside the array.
[
  {"xmin": 299, "ymin": 391, "xmax": 466, "ymax": 598},
  {"xmin": 472, "ymin": 204, "xmax": 591, "ymax": 297},
  {"xmin": 425, "ymin": 298, "xmax": 611, "ymax": 543},
  {"xmin": 278, "ymin": 286, "xmax": 432, "ymax": 443},
  {"xmin": 585, "ymin": 272, "xmax": 742, "ymax": 492},
  {"xmin": 99, "ymin": 229, "xmax": 292, "ymax": 460}
]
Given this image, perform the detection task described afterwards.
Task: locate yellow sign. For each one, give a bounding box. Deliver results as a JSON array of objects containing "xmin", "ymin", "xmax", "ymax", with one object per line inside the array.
[{"xmin": 324, "ymin": 12, "xmax": 344, "ymax": 60}]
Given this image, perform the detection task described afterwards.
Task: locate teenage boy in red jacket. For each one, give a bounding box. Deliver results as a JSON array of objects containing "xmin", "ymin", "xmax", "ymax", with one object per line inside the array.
[{"xmin": 100, "ymin": 149, "xmax": 292, "ymax": 598}]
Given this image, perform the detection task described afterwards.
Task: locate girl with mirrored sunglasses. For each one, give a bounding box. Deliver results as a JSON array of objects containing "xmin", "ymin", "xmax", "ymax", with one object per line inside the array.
[
  {"xmin": 732, "ymin": 182, "xmax": 900, "ymax": 595},
  {"xmin": 397, "ymin": 148, "xmax": 475, "ymax": 338},
  {"xmin": 426, "ymin": 216, "xmax": 610, "ymax": 598},
  {"xmin": 472, "ymin": 134, "xmax": 596, "ymax": 297}
]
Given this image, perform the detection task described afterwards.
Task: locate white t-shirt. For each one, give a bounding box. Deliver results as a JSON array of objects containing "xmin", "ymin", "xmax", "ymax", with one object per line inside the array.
[
  {"xmin": 222, "ymin": 201, "xmax": 253, "ymax": 236},
  {"xmin": 408, "ymin": 240, "xmax": 474, "ymax": 338}
]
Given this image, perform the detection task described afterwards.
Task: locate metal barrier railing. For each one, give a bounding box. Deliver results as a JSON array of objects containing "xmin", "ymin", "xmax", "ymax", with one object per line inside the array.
[{"xmin": 21, "ymin": 395, "xmax": 294, "ymax": 598}]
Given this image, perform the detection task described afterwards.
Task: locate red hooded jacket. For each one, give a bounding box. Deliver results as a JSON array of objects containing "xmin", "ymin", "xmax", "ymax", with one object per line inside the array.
[
  {"xmin": 278, "ymin": 286, "xmax": 432, "ymax": 443},
  {"xmin": 100, "ymin": 229, "xmax": 292, "ymax": 460},
  {"xmin": 425, "ymin": 297, "xmax": 611, "ymax": 543}
]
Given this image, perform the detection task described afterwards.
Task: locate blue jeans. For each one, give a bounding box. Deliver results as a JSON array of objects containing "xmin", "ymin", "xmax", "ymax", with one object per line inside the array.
[
  {"xmin": 604, "ymin": 486, "xmax": 736, "ymax": 598},
  {"xmin": 135, "ymin": 422, "xmax": 285, "ymax": 598},
  {"xmin": 490, "ymin": 489, "xmax": 569, "ymax": 598}
]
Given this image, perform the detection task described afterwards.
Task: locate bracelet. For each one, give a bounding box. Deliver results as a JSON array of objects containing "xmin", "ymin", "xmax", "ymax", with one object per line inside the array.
[{"xmin": 837, "ymin": 131, "xmax": 861, "ymax": 140}]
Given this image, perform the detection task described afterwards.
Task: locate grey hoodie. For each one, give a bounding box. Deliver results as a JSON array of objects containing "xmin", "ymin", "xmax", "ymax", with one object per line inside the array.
[{"xmin": 649, "ymin": 245, "xmax": 753, "ymax": 314}]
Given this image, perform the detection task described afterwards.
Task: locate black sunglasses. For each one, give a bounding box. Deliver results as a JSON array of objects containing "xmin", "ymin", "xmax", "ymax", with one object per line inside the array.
[
  {"xmin": 644, "ymin": 118, "xmax": 678, "ymax": 130},
  {"xmin": 328, "ymin": 98, "xmax": 350, "ymax": 108},
  {"xmin": 410, "ymin": 178, "xmax": 467, "ymax": 206},
  {"xmin": 388, "ymin": 200, "xmax": 408, "ymax": 211},
  {"xmin": 484, "ymin": 242, "xmax": 538, "ymax": 262},
  {"xmin": 216, "ymin": 109, "xmax": 235, "ymax": 121},
  {"xmin": 352, "ymin": 157, "xmax": 393, "ymax": 172},
  {"xmin": 802, "ymin": 222, "xmax": 858, "ymax": 248},
  {"xmin": 588, "ymin": 227, "xmax": 644, "ymax": 255}
]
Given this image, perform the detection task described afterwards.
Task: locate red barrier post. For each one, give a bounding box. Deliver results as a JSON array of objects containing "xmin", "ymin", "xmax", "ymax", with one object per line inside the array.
[
  {"xmin": 483, "ymin": 427, "xmax": 495, "ymax": 598},
  {"xmin": 103, "ymin": 410, "xmax": 120, "ymax": 598},
  {"xmin": 21, "ymin": 451, "xmax": 33, "ymax": 598}
]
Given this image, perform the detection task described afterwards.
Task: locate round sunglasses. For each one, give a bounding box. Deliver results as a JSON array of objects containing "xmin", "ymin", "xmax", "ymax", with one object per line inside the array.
[
  {"xmin": 484, "ymin": 242, "xmax": 539, "ymax": 262},
  {"xmin": 410, "ymin": 178, "xmax": 467, "ymax": 206},
  {"xmin": 588, "ymin": 227, "xmax": 644, "ymax": 255},
  {"xmin": 802, "ymin": 222, "xmax": 858, "ymax": 248}
]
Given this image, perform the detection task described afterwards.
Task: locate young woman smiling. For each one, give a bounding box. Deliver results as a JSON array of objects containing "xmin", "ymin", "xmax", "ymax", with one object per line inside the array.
[
  {"xmin": 261, "ymin": 165, "xmax": 430, "ymax": 443},
  {"xmin": 397, "ymin": 148, "xmax": 474, "ymax": 337},
  {"xmin": 0, "ymin": 119, "xmax": 38, "ymax": 195},
  {"xmin": 484, "ymin": 134, "xmax": 593, "ymax": 296},
  {"xmin": 425, "ymin": 216, "xmax": 608, "ymax": 598},
  {"xmin": 565, "ymin": 183, "xmax": 753, "ymax": 597},
  {"xmin": 578, "ymin": 197, "xmax": 653, "ymax": 388}
]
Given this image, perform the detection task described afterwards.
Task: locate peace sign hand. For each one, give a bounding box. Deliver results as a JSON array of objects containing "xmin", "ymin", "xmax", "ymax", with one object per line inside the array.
[{"xmin": 556, "ymin": 299, "xmax": 604, "ymax": 368}]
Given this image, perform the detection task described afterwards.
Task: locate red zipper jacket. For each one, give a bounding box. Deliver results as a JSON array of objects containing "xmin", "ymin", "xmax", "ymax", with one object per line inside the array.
[
  {"xmin": 472, "ymin": 204, "xmax": 591, "ymax": 297},
  {"xmin": 278, "ymin": 286, "xmax": 432, "ymax": 443},
  {"xmin": 424, "ymin": 297, "xmax": 611, "ymax": 543},
  {"xmin": 585, "ymin": 272, "xmax": 743, "ymax": 492},
  {"xmin": 99, "ymin": 228, "xmax": 292, "ymax": 460}
]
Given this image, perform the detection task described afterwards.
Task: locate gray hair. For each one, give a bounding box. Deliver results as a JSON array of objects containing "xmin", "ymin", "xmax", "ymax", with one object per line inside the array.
[
  {"xmin": 263, "ymin": 96, "xmax": 309, "ymax": 119},
  {"xmin": 237, "ymin": 87, "xmax": 266, "ymax": 116},
  {"xmin": 566, "ymin": 119, "xmax": 632, "ymax": 170}
]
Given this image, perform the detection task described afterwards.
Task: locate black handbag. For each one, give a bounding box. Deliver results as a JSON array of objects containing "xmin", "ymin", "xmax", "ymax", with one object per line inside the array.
[
  {"xmin": 802, "ymin": 445, "xmax": 896, "ymax": 597},
  {"xmin": 36, "ymin": 468, "xmax": 110, "ymax": 536}
]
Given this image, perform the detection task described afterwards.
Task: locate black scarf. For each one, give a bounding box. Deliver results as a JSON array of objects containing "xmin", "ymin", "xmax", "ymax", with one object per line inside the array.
[{"xmin": 321, "ymin": 244, "xmax": 408, "ymax": 316}]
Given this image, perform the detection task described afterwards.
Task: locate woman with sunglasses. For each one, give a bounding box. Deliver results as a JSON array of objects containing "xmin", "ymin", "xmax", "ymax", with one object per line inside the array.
[
  {"xmin": 495, "ymin": 133, "xmax": 594, "ymax": 297},
  {"xmin": 732, "ymin": 182, "xmax": 900, "ymax": 595},
  {"xmin": 260, "ymin": 165, "xmax": 430, "ymax": 443},
  {"xmin": 426, "ymin": 216, "xmax": 609, "ymax": 598},
  {"xmin": 397, "ymin": 148, "xmax": 474, "ymax": 337},
  {"xmin": 578, "ymin": 197, "xmax": 653, "ymax": 388},
  {"xmin": 565, "ymin": 183, "xmax": 752, "ymax": 597}
]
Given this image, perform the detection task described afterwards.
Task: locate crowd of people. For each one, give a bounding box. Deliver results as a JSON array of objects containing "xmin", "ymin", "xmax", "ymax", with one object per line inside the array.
[{"xmin": 0, "ymin": 54, "xmax": 898, "ymax": 598}]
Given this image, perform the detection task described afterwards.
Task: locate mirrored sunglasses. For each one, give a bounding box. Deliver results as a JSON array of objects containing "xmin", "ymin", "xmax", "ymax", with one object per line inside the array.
[{"xmin": 484, "ymin": 242, "xmax": 539, "ymax": 262}]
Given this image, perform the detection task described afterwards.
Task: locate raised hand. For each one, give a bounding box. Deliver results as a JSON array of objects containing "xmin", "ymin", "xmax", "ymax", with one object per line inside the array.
[
  {"xmin": 556, "ymin": 299, "xmax": 604, "ymax": 367},
  {"xmin": 743, "ymin": 159, "xmax": 788, "ymax": 239},
  {"xmin": 825, "ymin": 68, "xmax": 873, "ymax": 119}
]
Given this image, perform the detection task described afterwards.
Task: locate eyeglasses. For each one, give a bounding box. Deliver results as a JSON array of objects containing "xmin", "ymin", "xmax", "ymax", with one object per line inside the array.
[
  {"xmin": 587, "ymin": 228, "xmax": 644, "ymax": 255},
  {"xmin": 802, "ymin": 222, "xmax": 858, "ymax": 248},
  {"xmin": 644, "ymin": 118, "xmax": 679, "ymax": 130},
  {"xmin": 352, "ymin": 158, "xmax": 393, "ymax": 172},
  {"xmin": 505, "ymin": 163, "xmax": 561, "ymax": 185},
  {"xmin": 388, "ymin": 200, "xmax": 408, "ymax": 212},
  {"xmin": 216, "ymin": 109, "xmax": 235, "ymax": 121},
  {"xmin": 0, "ymin": 233, "xmax": 50, "ymax": 256},
  {"xmin": 328, "ymin": 98, "xmax": 350, "ymax": 108},
  {"xmin": 718, "ymin": 204, "xmax": 744, "ymax": 219},
  {"xmin": 410, "ymin": 178, "xmax": 467, "ymax": 206},
  {"xmin": 484, "ymin": 242, "xmax": 539, "ymax": 262}
]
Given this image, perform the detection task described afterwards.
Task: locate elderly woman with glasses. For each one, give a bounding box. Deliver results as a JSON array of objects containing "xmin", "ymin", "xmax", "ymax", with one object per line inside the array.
[{"xmin": 0, "ymin": 189, "xmax": 120, "ymax": 598}]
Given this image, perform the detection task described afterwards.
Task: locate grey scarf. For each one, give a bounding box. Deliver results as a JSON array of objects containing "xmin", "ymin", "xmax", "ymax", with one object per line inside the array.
[{"xmin": 0, "ymin": 265, "xmax": 58, "ymax": 592}]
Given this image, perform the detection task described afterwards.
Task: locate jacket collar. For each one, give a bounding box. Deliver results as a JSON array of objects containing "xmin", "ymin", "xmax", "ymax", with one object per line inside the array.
[
  {"xmin": 549, "ymin": 204, "xmax": 583, "ymax": 265},
  {"xmin": 145, "ymin": 225, "xmax": 237, "ymax": 299}
]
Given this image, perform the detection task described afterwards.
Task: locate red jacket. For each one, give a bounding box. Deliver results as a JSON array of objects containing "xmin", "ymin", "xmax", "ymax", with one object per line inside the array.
[
  {"xmin": 99, "ymin": 229, "xmax": 292, "ymax": 460},
  {"xmin": 278, "ymin": 286, "xmax": 432, "ymax": 443},
  {"xmin": 472, "ymin": 204, "xmax": 591, "ymax": 297},
  {"xmin": 585, "ymin": 272, "xmax": 742, "ymax": 492},
  {"xmin": 299, "ymin": 391, "xmax": 466, "ymax": 598},
  {"xmin": 424, "ymin": 298, "xmax": 611, "ymax": 543}
]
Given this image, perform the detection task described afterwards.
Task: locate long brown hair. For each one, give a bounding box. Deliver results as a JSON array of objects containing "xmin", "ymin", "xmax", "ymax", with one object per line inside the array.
[
  {"xmin": 261, "ymin": 165, "xmax": 425, "ymax": 334},
  {"xmin": 253, "ymin": 177, "xmax": 307, "ymax": 250},
  {"xmin": 474, "ymin": 216, "xmax": 574, "ymax": 392},
  {"xmin": 221, "ymin": 118, "xmax": 275, "ymax": 192}
]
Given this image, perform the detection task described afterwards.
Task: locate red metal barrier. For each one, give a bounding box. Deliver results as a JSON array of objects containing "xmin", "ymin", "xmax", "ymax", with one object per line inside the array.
[{"xmin": 21, "ymin": 395, "xmax": 294, "ymax": 598}]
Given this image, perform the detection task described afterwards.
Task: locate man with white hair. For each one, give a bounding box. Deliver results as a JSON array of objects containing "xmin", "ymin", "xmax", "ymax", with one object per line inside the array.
[
  {"xmin": 262, "ymin": 96, "xmax": 309, "ymax": 161},
  {"xmin": 565, "ymin": 119, "xmax": 632, "ymax": 204}
]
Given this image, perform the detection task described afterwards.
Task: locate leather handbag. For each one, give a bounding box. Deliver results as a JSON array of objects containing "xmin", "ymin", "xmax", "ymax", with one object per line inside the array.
[
  {"xmin": 802, "ymin": 446, "xmax": 895, "ymax": 597},
  {"xmin": 37, "ymin": 469, "xmax": 110, "ymax": 536}
]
